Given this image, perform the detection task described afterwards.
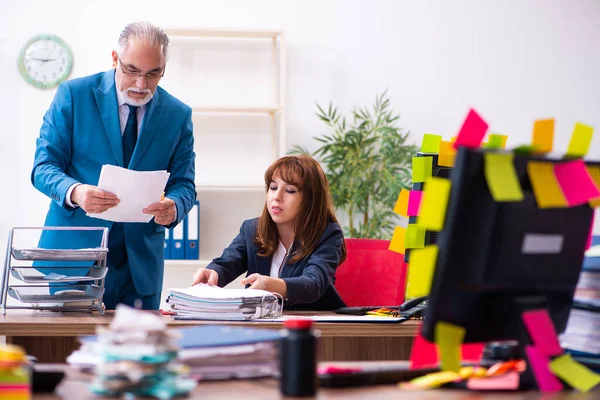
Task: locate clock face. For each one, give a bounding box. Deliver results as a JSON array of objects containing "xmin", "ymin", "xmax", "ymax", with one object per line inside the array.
[{"xmin": 18, "ymin": 34, "xmax": 73, "ymax": 89}]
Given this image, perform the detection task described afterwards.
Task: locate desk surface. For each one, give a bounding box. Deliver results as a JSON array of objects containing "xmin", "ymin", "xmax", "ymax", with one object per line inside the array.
[{"xmin": 0, "ymin": 310, "xmax": 419, "ymax": 337}]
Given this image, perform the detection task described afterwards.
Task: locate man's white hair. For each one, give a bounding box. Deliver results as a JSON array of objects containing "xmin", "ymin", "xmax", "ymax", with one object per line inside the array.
[{"xmin": 117, "ymin": 21, "xmax": 169, "ymax": 60}]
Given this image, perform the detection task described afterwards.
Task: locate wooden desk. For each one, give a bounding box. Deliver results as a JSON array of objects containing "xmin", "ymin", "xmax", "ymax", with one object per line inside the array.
[
  {"xmin": 31, "ymin": 363, "xmax": 598, "ymax": 400},
  {"xmin": 0, "ymin": 311, "xmax": 418, "ymax": 363}
]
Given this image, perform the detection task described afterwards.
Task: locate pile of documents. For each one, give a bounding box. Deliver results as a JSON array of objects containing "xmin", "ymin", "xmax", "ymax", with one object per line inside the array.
[
  {"xmin": 560, "ymin": 239, "xmax": 600, "ymax": 364},
  {"xmin": 166, "ymin": 284, "xmax": 282, "ymax": 320},
  {"xmin": 177, "ymin": 325, "xmax": 281, "ymax": 380},
  {"xmin": 86, "ymin": 305, "xmax": 196, "ymax": 398}
]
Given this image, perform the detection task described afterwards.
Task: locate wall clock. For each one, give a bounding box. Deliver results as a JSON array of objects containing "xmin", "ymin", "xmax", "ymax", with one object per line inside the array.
[{"xmin": 17, "ymin": 34, "xmax": 73, "ymax": 89}]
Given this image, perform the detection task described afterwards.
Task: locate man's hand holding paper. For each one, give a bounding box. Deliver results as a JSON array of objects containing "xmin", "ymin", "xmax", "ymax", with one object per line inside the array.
[{"xmin": 87, "ymin": 165, "xmax": 170, "ymax": 223}]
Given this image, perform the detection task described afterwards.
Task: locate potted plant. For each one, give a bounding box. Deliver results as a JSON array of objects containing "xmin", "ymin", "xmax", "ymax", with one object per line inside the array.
[{"xmin": 292, "ymin": 91, "xmax": 416, "ymax": 306}]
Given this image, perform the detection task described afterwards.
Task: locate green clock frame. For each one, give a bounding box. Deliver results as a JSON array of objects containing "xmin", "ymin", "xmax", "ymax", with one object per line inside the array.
[{"xmin": 17, "ymin": 33, "xmax": 73, "ymax": 89}]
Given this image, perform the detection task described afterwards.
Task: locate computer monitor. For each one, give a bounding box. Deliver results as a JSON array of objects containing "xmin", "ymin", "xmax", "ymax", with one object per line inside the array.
[{"xmin": 421, "ymin": 147, "xmax": 595, "ymax": 347}]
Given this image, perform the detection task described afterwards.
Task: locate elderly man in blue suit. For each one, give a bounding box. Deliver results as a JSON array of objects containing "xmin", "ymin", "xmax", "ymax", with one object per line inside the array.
[{"xmin": 31, "ymin": 22, "xmax": 196, "ymax": 310}]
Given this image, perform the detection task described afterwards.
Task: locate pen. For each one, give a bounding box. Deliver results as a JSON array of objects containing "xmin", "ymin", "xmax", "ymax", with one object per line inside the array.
[{"xmin": 161, "ymin": 192, "xmax": 165, "ymax": 201}]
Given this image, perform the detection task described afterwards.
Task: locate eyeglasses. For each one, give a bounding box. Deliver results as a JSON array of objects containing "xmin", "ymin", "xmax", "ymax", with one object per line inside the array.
[{"xmin": 118, "ymin": 57, "xmax": 165, "ymax": 80}]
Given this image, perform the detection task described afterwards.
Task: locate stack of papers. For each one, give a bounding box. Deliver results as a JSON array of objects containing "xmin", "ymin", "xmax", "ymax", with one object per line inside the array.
[
  {"xmin": 84, "ymin": 305, "xmax": 196, "ymax": 398},
  {"xmin": 166, "ymin": 284, "xmax": 282, "ymax": 320},
  {"xmin": 176, "ymin": 325, "xmax": 280, "ymax": 380}
]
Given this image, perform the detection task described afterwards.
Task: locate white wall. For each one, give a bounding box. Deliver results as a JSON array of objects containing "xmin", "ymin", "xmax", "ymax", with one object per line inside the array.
[{"xmin": 1, "ymin": 0, "xmax": 600, "ymax": 296}]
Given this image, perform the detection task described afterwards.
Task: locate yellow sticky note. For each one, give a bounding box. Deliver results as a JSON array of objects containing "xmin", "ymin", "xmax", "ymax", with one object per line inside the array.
[
  {"xmin": 412, "ymin": 156, "xmax": 433, "ymax": 183},
  {"xmin": 404, "ymin": 224, "xmax": 426, "ymax": 249},
  {"xmin": 405, "ymin": 245, "xmax": 438, "ymax": 298},
  {"xmin": 532, "ymin": 119, "xmax": 554, "ymax": 153},
  {"xmin": 549, "ymin": 354, "xmax": 600, "ymax": 393},
  {"xmin": 435, "ymin": 322, "xmax": 466, "ymax": 372},
  {"xmin": 527, "ymin": 162, "xmax": 568, "ymax": 208},
  {"xmin": 393, "ymin": 189, "xmax": 410, "ymax": 216},
  {"xmin": 566, "ymin": 123, "xmax": 594, "ymax": 158},
  {"xmin": 484, "ymin": 153, "xmax": 524, "ymax": 202},
  {"xmin": 486, "ymin": 134, "xmax": 508, "ymax": 149},
  {"xmin": 438, "ymin": 141, "xmax": 456, "ymax": 167},
  {"xmin": 418, "ymin": 177, "xmax": 452, "ymax": 232},
  {"xmin": 421, "ymin": 134, "xmax": 443, "ymax": 153},
  {"xmin": 389, "ymin": 226, "xmax": 406, "ymax": 254},
  {"xmin": 588, "ymin": 166, "xmax": 600, "ymax": 208}
]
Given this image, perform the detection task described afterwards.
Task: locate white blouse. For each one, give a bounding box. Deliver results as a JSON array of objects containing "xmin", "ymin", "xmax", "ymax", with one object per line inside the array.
[{"xmin": 269, "ymin": 240, "xmax": 289, "ymax": 278}]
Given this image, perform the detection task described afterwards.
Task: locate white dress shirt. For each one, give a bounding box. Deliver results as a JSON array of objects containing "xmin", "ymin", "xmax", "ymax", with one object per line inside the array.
[{"xmin": 270, "ymin": 240, "xmax": 289, "ymax": 278}]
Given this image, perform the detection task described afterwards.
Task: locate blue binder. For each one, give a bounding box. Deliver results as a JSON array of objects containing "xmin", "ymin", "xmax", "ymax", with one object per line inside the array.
[
  {"xmin": 171, "ymin": 220, "xmax": 185, "ymax": 260},
  {"xmin": 164, "ymin": 228, "xmax": 171, "ymax": 260},
  {"xmin": 185, "ymin": 200, "xmax": 200, "ymax": 259}
]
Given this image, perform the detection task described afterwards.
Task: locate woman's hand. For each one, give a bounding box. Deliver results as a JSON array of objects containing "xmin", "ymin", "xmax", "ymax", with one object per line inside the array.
[
  {"xmin": 241, "ymin": 273, "xmax": 287, "ymax": 298},
  {"xmin": 192, "ymin": 268, "xmax": 218, "ymax": 286}
]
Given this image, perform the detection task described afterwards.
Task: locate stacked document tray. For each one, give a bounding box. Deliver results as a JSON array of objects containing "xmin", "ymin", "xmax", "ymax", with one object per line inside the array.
[{"xmin": 1, "ymin": 227, "xmax": 109, "ymax": 315}]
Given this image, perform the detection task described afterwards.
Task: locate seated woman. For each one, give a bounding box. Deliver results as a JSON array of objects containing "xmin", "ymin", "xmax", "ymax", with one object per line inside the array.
[{"xmin": 191, "ymin": 155, "xmax": 347, "ymax": 310}]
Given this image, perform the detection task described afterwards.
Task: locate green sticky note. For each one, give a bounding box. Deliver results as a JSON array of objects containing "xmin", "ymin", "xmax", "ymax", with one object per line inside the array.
[
  {"xmin": 513, "ymin": 145, "xmax": 539, "ymax": 155},
  {"xmin": 412, "ymin": 156, "xmax": 433, "ymax": 183},
  {"xmin": 405, "ymin": 245, "xmax": 438, "ymax": 298},
  {"xmin": 549, "ymin": 354, "xmax": 600, "ymax": 392},
  {"xmin": 484, "ymin": 153, "xmax": 524, "ymax": 202},
  {"xmin": 435, "ymin": 322, "xmax": 466, "ymax": 372},
  {"xmin": 485, "ymin": 134, "xmax": 508, "ymax": 149},
  {"xmin": 421, "ymin": 134, "xmax": 443, "ymax": 153},
  {"xmin": 566, "ymin": 123, "xmax": 594, "ymax": 158},
  {"xmin": 404, "ymin": 224, "xmax": 426, "ymax": 249}
]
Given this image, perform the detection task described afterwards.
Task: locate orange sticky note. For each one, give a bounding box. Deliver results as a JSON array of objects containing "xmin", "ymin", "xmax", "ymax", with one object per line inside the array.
[
  {"xmin": 435, "ymin": 322, "xmax": 465, "ymax": 372},
  {"xmin": 532, "ymin": 119, "xmax": 554, "ymax": 153},
  {"xmin": 393, "ymin": 189, "xmax": 410, "ymax": 217},
  {"xmin": 404, "ymin": 224, "xmax": 426, "ymax": 249},
  {"xmin": 549, "ymin": 353, "xmax": 600, "ymax": 393},
  {"xmin": 389, "ymin": 226, "xmax": 406, "ymax": 254},
  {"xmin": 527, "ymin": 161, "xmax": 568, "ymax": 208},
  {"xmin": 566, "ymin": 123, "xmax": 594, "ymax": 158},
  {"xmin": 484, "ymin": 153, "xmax": 524, "ymax": 202},
  {"xmin": 421, "ymin": 134, "xmax": 443, "ymax": 153},
  {"xmin": 438, "ymin": 140, "xmax": 456, "ymax": 167},
  {"xmin": 418, "ymin": 177, "xmax": 452, "ymax": 232},
  {"xmin": 587, "ymin": 166, "xmax": 600, "ymax": 207},
  {"xmin": 405, "ymin": 245, "xmax": 438, "ymax": 298},
  {"xmin": 412, "ymin": 156, "xmax": 433, "ymax": 183}
]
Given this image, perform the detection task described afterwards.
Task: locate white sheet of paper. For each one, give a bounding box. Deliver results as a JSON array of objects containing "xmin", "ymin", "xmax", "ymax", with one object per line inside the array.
[{"xmin": 87, "ymin": 164, "xmax": 170, "ymax": 223}]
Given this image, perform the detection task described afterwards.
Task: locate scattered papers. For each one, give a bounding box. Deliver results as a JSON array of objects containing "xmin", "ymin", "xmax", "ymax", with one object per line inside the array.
[
  {"xmin": 532, "ymin": 119, "xmax": 554, "ymax": 153},
  {"xmin": 566, "ymin": 123, "xmax": 594, "ymax": 158},
  {"xmin": 418, "ymin": 177, "xmax": 451, "ymax": 232},
  {"xmin": 484, "ymin": 153, "xmax": 524, "ymax": 202},
  {"xmin": 87, "ymin": 165, "xmax": 169, "ymax": 223},
  {"xmin": 167, "ymin": 284, "xmax": 282, "ymax": 320},
  {"xmin": 453, "ymin": 109, "xmax": 488, "ymax": 149},
  {"xmin": 405, "ymin": 245, "xmax": 438, "ymax": 299},
  {"xmin": 412, "ymin": 156, "xmax": 433, "ymax": 183}
]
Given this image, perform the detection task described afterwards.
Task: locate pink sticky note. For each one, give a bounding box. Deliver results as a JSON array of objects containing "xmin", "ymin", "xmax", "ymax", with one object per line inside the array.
[
  {"xmin": 407, "ymin": 190, "xmax": 423, "ymax": 216},
  {"xmin": 409, "ymin": 325, "xmax": 439, "ymax": 369},
  {"xmin": 467, "ymin": 371, "xmax": 520, "ymax": 390},
  {"xmin": 587, "ymin": 214, "xmax": 595, "ymax": 250},
  {"xmin": 522, "ymin": 309, "xmax": 562, "ymax": 356},
  {"xmin": 462, "ymin": 343, "xmax": 485, "ymax": 363},
  {"xmin": 554, "ymin": 160, "xmax": 600, "ymax": 206},
  {"xmin": 453, "ymin": 109, "xmax": 489, "ymax": 149},
  {"xmin": 526, "ymin": 346, "xmax": 564, "ymax": 392}
]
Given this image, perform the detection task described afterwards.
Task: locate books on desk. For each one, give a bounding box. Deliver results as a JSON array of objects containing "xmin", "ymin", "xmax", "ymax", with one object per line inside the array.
[{"xmin": 166, "ymin": 284, "xmax": 283, "ymax": 320}]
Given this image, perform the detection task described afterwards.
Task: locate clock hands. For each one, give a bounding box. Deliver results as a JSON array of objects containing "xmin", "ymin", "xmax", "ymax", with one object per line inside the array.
[{"xmin": 30, "ymin": 58, "xmax": 57, "ymax": 65}]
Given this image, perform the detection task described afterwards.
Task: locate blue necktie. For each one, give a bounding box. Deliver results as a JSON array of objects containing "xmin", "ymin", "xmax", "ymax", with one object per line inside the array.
[{"xmin": 123, "ymin": 105, "xmax": 138, "ymax": 168}]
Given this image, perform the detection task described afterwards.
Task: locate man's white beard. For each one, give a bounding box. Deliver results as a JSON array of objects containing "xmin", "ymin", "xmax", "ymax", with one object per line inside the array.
[{"xmin": 123, "ymin": 88, "xmax": 153, "ymax": 106}]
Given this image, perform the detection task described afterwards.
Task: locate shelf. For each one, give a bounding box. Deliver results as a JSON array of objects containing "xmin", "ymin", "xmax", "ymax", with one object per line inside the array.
[
  {"xmin": 192, "ymin": 105, "xmax": 281, "ymax": 114},
  {"xmin": 164, "ymin": 28, "xmax": 283, "ymax": 39}
]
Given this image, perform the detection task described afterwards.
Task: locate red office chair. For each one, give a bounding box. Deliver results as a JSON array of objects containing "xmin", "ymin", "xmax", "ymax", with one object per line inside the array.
[{"xmin": 334, "ymin": 238, "xmax": 408, "ymax": 307}]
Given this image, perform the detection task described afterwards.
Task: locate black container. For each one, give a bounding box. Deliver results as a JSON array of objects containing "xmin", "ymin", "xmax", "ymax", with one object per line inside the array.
[{"xmin": 279, "ymin": 319, "xmax": 318, "ymax": 397}]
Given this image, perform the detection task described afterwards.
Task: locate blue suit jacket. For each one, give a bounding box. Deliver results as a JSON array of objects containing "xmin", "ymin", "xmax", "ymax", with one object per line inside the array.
[
  {"xmin": 207, "ymin": 218, "xmax": 346, "ymax": 310},
  {"xmin": 31, "ymin": 70, "xmax": 196, "ymax": 296}
]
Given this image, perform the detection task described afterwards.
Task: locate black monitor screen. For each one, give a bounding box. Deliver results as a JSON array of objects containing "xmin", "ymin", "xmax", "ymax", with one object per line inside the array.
[{"xmin": 421, "ymin": 147, "xmax": 594, "ymax": 344}]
